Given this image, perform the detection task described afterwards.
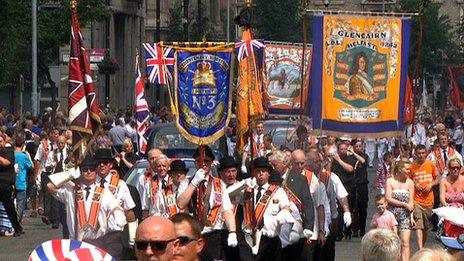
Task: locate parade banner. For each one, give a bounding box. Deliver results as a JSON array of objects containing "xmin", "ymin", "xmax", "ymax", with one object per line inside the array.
[
  {"xmin": 310, "ymin": 15, "xmax": 411, "ymax": 137},
  {"xmin": 173, "ymin": 45, "xmax": 234, "ymax": 144},
  {"xmin": 264, "ymin": 43, "xmax": 312, "ymax": 114},
  {"xmin": 449, "ymin": 66, "xmax": 464, "ymax": 110}
]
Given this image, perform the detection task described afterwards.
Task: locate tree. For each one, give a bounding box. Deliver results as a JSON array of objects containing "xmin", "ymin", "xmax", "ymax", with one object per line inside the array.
[
  {"xmin": 254, "ymin": 0, "xmax": 304, "ymax": 42},
  {"xmin": 0, "ymin": 0, "xmax": 109, "ymax": 90},
  {"xmin": 166, "ymin": 1, "xmax": 184, "ymax": 42},
  {"xmin": 458, "ymin": 15, "xmax": 464, "ymax": 64},
  {"xmin": 398, "ymin": 0, "xmax": 460, "ymax": 75}
]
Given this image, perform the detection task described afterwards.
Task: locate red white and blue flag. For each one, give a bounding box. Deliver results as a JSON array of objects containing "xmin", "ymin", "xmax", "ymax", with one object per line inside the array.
[
  {"xmin": 135, "ymin": 53, "xmax": 150, "ymax": 155},
  {"xmin": 68, "ymin": 7, "xmax": 101, "ymax": 157},
  {"xmin": 234, "ymin": 39, "xmax": 264, "ymax": 61},
  {"xmin": 143, "ymin": 43, "xmax": 175, "ymax": 85},
  {"xmin": 28, "ymin": 239, "xmax": 113, "ymax": 261}
]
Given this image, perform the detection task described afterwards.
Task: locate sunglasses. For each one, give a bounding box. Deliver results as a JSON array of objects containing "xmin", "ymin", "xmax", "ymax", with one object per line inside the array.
[
  {"xmin": 81, "ymin": 166, "xmax": 96, "ymax": 172},
  {"xmin": 135, "ymin": 239, "xmax": 176, "ymax": 251},
  {"xmin": 177, "ymin": 236, "xmax": 198, "ymax": 246},
  {"xmin": 450, "ymin": 166, "xmax": 461, "ymax": 171}
]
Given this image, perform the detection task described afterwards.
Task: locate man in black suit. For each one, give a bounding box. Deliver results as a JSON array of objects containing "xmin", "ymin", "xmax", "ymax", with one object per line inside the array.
[{"xmin": 281, "ymin": 149, "xmax": 315, "ymax": 260}]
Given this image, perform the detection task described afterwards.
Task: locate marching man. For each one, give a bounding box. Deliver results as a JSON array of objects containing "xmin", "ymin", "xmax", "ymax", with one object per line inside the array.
[
  {"xmin": 177, "ymin": 145, "xmax": 238, "ymax": 260},
  {"xmin": 47, "ymin": 155, "xmax": 126, "ymax": 258},
  {"xmin": 241, "ymin": 157, "xmax": 295, "ymax": 261}
]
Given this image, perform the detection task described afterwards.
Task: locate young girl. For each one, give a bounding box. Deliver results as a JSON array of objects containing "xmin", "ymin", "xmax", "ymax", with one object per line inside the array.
[
  {"xmin": 371, "ymin": 194, "xmax": 398, "ymax": 234},
  {"xmin": 375, "ymin": 152, "xmax": 393, "ymax": 195},
  {"xmin": 386, "ymin": 159, "xmax": 415, "ymax": 261}
]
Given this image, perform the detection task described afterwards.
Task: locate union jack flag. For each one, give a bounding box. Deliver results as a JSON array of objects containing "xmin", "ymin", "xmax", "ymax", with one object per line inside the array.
[
  {"xmin": 68, "ymin": 7, "xmax": 101, "ymax": 158},
  {"xmin": 143, "ymin": 43, "xmax": 175, "ymax": 85},
  {"xmin": 134, "ymin": 54, "xmax": 150, "ymax": 155},
  {"xmin": 234, "ymin": 39, "xmax": 264, "ymax": 61}
]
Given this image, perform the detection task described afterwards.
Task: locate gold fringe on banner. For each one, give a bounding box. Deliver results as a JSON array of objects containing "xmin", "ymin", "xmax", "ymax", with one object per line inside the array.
[{"xmin": 304, "ymin": 9, "xmax": 418, "ymax": 17}]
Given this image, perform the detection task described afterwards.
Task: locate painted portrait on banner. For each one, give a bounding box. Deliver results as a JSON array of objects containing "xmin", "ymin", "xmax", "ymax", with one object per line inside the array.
[
  {"xmin": 264, "ymin": 43, "xmax": 312, "ymax": 114},
  {"xmin": 310, "ymin": 15, "xmax": 411, "ymax": 137}
]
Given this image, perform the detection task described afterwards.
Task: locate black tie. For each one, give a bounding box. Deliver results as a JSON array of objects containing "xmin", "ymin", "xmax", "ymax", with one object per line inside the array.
[
  {"xmin": 443, "ymin": 149, "xmax": 448, "ymax": 164},
  {"xmin": 84, "ymin": 186, "xmax": 91, "ymax": 201},
  {"xmin": 162, "ymin": 179, "xmax": 167, "ymax": 190},
  {"xmin": 100, "ymin": 178, "xmax": 106, "ymax": 188},
  {"xmin": 256, "ymin": 186, "xmax": 263, "ymax": 204}
]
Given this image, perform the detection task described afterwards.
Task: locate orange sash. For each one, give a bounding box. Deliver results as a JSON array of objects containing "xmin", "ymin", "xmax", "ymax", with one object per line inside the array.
[
  {"xmin": 108, "ymin": 174, "xmax": 119, "ymax": 195},
  {"xmin": 319, "ymin": 171, "xmax": 331, "ymax": 188},
  {"xmin": 76, "ymin": 185, "xmax": 103, "ymax": 229},
  {"xmin": 206, "ymin": 177, "xmax": 223, "ymax": 226},
  {"xmin": 283, "ymin": 185, "xmax": 302, "ymax": 212},
  {"xmin": 303, "ymin": 170, "xmax": 314, "ymax": 186},
  {"xmin": 254, "ymin": 185, "xmax": 278, "ymax": 229},
  {"xmin": 434, "ymin": 147, "xmax": 455, "ymax": 174},
  {"xmin": 42, "ymin": 140, "xmax": 50, "ymax": 160},
  {"xmin": 164, "ymin": 183, "xmax": 178, "ymax": 217}
]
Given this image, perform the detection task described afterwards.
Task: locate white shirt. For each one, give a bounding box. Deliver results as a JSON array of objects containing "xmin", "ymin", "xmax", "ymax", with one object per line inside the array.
[
  {"xmin": 307, "ymin": 175, "xmax": 330, "ymax": 240},
  {"xmin": 54, "ymin": 182, "xmax": 126, "ymax": 240},
  {"xmin": 244, "ymin": 134, "xmax": 265, "ymax": 157},
  {"xmin": 330, "ymin": 173, "xmax": 348, "ymax": 199},
  {"xmin": 34, "ymin": 140, "xmax": 55, "ymax": 173},
  {"xmin": 136, "ymin": 172, "xmax": 172, "ymax": 217},
  {"xmin": 251, "ymin": 182, "xmax": 290, "ymax": 238},
  {"xmin": 453, "ymin": 126, "xmax": 464, "ymax": 146},
  {"xmin": 405, "ymin": 123, "xmax": 426, "ymax": 145},
  {"xmin": 97, "ymin": 174, "xmax": 136, "ymax": 212},
  {"xmin": 178, "ymin": 176, "xmax": 233, "ymax": 233},
  {"xmin": 48, "ymin": 146, "xmax": 68, "ymax": 173},
  {"xmin": 428, "ymin": 147, "xmax": 463, "ymax": 177},
  {"xmin": 279, "ymin": 202, "xmax": 303, "ymax": 248}
]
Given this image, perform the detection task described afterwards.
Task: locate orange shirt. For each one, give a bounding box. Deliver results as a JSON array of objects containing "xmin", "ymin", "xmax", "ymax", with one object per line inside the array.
[{"xmin": 409, "ymin": 160, "xmax": 438, "ymax": 207}]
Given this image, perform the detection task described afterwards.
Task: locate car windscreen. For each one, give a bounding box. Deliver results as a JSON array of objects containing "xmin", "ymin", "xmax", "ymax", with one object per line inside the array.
[{"xmin": 151, "ymin": 125, "xmax": 220, "ymax": 150}]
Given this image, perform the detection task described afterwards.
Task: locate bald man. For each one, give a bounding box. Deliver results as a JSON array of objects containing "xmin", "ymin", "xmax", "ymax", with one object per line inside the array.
[{"xmin": 135, "ymin": 216, "xmax": 180, "ymax": 261}]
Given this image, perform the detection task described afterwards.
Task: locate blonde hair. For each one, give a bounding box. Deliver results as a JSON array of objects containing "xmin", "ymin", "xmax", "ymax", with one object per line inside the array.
[
  {"xmin": 392, "ymin": 159, "xmax": 410, "ymax": 177},
  {"xmin": 361, "ymin": 229, "xmax": 401, "ymax": 261},
  {"xmin": 411, "ymin": 248, "xmax": 455, "ymax": 261},
  {"xmin": 122, "ymin": 138, "xmax": 133, "ymax": 151}
]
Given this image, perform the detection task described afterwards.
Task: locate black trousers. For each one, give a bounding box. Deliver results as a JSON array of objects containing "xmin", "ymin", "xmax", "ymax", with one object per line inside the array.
[
  {"xmin": 337, "ymin": 185, "xmax": 356, "ymax": 238},
  {"xmin": 0, "ymin": 183, "xmax": 23, "ymax": 233},
  {"xmin": 41, "ymin": 172, "xmax": 61, "ymax": 225},
  {"xmin": 86, "ymin": 231, "xmax": 123, "ymax": 259},
  {"xmin": 282, "ymin": 238, "xmax": 314, "ymax": 261},
  {"xmin": 314, "ymin": 234, "xmax": 336, "ymax": 261},
  {"xmin": 255, "ymin": 236, "xmax": 281, "ymax": 261},
  {"xmin": 203, "ymin": 230, "xmax": 228, "ymax": 261},
  {"xmin": 352, "ymin": 183, "xmax": 369, "ymax": 235}
]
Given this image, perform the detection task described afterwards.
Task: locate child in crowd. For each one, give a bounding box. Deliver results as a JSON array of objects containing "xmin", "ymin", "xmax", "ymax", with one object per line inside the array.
[
  {"xmin": 375, "ymin": 152, "xmax": 393, "ymax": 195},
  {"xmin": 371, "ymin": 194, "xmax": 398, "ymax": 234}
]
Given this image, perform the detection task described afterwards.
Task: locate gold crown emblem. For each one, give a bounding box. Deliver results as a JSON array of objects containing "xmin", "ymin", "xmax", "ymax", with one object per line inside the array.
[{"xmin": 193, "ymin": 61, "xmax": 216, "ymax": 88}]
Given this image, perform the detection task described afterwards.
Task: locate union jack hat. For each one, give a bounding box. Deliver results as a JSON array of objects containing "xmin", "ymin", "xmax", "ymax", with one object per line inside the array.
[
  {"xmin": 28, "ymin": 239, "xmax": 113, "ymax": 261},
  {"xmin": 63, "ymin": 247, "xmax": 114, "ymax": 261}
]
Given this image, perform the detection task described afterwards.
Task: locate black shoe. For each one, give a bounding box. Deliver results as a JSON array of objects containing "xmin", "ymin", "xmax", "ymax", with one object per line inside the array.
[
  {"xmin": 52, "ymin": 224, "xmax": 59, "ymax": 229},
  {"xmin": 359, "ymin": 230, "xmax": 365, "ymax": 237},
  {"xmin": 42, "ymin": 217, "xmax": 51, "ymax": 225}
]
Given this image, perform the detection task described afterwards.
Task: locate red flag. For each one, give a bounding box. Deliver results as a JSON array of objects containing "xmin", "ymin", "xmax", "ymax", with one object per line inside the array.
[
  {"xmin": 404, "ymin": 76, "xmax": 415, "ymax": 124},
  {"xmin": 449, "ymin": 66, "xmax": 464, "ymax": 109},
  {"xmin": 68, "ymin": 7, "xmax": 101, "ymax": 158}
]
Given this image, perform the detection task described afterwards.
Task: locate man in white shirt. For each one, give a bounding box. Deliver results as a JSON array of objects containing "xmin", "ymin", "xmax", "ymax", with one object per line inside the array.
[
  {"xmin": 242, "ymin": 157, "xmax": 294, "ymax": 260},
  {"xmin": 452, "ymin": 119, "xmax": 463, "ymax": 154},
  {"xmin": 47, "ymin": 155, "xmax": 126, "ymax": 258},
  {"xmin": 241, "ymin": 121, "xmax": 265, "ymax": 173},
  {"xmin": 405, "ymin": 119, "xmax": 426, "ymax": 146},
  {"xmin": 177, "ymin": 145, "xmax": 238, "ymax": 260}
]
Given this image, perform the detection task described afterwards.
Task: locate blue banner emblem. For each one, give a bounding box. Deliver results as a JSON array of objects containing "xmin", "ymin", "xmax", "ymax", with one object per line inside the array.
[{"xmin": 174, "ymin": 49, "xmax": 234, "ymax": 144}]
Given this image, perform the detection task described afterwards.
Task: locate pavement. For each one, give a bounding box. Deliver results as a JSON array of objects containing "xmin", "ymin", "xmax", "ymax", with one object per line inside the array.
[{"xmin": 0, "ymin": 164, "xmax": 443, "ymax": 260}]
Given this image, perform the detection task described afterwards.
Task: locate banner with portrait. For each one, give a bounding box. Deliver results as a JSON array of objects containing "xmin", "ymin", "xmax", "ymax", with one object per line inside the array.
[
  {"xmin": 310, "ymin": 15, "xmax": 411, "ymax": 138},
  {"xmin": 173, "ymin": 44, "xmax": 234, "ymax": 144},
  {"xmin": 264, "ymin": 42, "xmax": 312, "ymax": 114}
]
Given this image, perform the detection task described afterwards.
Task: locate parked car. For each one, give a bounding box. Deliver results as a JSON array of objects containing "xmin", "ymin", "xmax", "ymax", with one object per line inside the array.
[{"xmin": 263, "ymin": 119, "xmax": 298, "ymax": 149}]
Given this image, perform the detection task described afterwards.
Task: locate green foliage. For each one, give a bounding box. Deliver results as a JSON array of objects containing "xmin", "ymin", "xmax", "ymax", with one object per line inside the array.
[
  {"xmin": 166, "ymin": 1, "xmax": 184, "ymax": 42},
  {"xmin": 0, "ymin": 0, "xmax": 109, "ymax": 88},
  {"xmin": 459, "ymin": 16, "xmax": 464, "ymax": 64},
  {"xmin": 254, "ymin": 0, "xmax": 304, "ymax": 42},
  {"xmin": 398, "ymin": 0, "xmax": 460, "ymax": 74}
]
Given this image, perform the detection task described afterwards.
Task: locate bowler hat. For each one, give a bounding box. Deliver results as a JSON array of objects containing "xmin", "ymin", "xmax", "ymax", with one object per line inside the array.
[
  {"xmin": 253, "ymin": 157, "xmax": 273, "ymax": 171},
  {"xmin": 193, "ymin": 145, "xmax": 215, "ymax": 160},
  {"xmin": 94, "ymin": 148, "xmax": 113, "ymax": 161},
  {"xmin": 80, "ymin": 155, "xmax": 97, "ymax": 168},
  {"xmin": 219, "ymin": 156, "xmax": 238, "ymax": 171},
  {"xmin": 169, "ymin": 160, "xmax": 189, "ymax": 173}
]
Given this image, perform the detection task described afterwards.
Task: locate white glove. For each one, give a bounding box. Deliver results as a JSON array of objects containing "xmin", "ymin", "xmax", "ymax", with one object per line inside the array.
[
  {"xmin": 245, "ymin": 177, "xmax": 256, "ymax": 189},
  {"xmin": 241, "ymin": 165, "xmax": 248, "ymax": 174},
  {"xmin": 70, "ymin": 167, "xmax": 81, "ymax": 179},
  {"xmin": 276, "ymin": 209, "xmax": 296, "ymax": 225},
  {"xmin": 127, "ymin": 220, "xmax": 138, "ymax": 246},
  {"xmin": 343, "ymin": 212, "xmax": 352, "ymax": 227},
  {"xmin": 303, "ymin": 229, "xmax": 313, "ymax": 238},
  {"xmin": 251, "ymin": 245, "xmax": 259, "ymax": 255},
  {"xmin": 227, "ymin": 232, "xmax": 238, "ymax": 247},
  {"xmin": 191, "ymin": 169, "xmax": 206, "ymax": 187}
]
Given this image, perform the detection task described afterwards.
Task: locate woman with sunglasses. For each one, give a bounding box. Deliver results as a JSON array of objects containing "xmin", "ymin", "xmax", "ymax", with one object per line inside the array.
[{"xmin": 439, "ymin": 157, "xmax": 464, "ymax": 237}]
